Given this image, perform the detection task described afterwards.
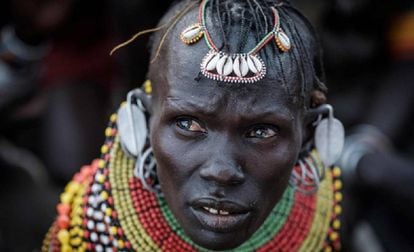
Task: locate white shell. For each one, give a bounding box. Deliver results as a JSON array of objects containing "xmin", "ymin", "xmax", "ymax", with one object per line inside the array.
[
  {"xmin": 182, "ymin": 25, "xmax": 202, "ymax": 40},
  {"xmin": 247, "ymin": 55, "xmax": 263, "ymax": 73},
  {"xmin": 216, "ymin": 55, "xmax": 233, "ymax": 76},
  {"xmin": 206, "ymin": 53, "xmax": 221, "ymax": 71},
  {"xmin": 277, "ymin": 31, "xmax": 291, "ymax": 51},
  {"xmin": 233, "ymin": 56, "xmax": 249, "ymax": 77},
  {"xmin": 252, "ymin": 55, "xmax": 263, "ymax": 72},
  {"xmin": 247, "ymin": 55, "xmax": 258, "ymax": 73},
  {"xmin": 315, "ymin": 118, "xmax": 345, "ymax": 167},
  {"xmin": 117, "ymin": 103, "xmax": 147, "ymax": 157}
]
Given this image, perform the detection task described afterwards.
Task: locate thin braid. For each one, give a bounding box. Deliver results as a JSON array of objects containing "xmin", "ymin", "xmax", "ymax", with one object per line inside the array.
[
  {"xmin": 213, "ymin": 0, "xmax": 228, "ymax": 51},
  {"xmin": 246, "ymin": 0, "xmax": 261, "ymax": 41},
  {"xmin": 253, "ymin": 0, "xmax": 269, "ymax": 34}
]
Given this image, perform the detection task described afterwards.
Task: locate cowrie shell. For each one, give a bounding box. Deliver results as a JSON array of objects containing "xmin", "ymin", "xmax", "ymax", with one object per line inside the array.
[
  {"xmin": 276, "ymin": 31, "xmax": 291, "ymax": 52},
  {"xmin": 206, "ymin": 53, "xmax": 221, "ymax": 71},
  {"xmin": 247, "ymin": 55, "xmax": 263, "ymax": 74},
  {"xmin": 233, "ymin": 55, "xmax": 249, "ymax": 77},
  {"xmin": 180, "ymin": 23, "xmax": 203, "ymax": 44},
  {"xmin": 216, "ymin": 55, "xmax": 233, "ymax": 76}
]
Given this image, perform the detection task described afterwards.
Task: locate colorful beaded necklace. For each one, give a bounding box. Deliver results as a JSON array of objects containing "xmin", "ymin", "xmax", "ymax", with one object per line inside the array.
[{"xmin": 43, "ymin": 110, "xmax": 343, "ymax": 252}]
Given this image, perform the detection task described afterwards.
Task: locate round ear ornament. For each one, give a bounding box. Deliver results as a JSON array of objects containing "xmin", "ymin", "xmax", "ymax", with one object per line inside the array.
[
  {"xmin": 117, "ymin": 89, "xmax": 149, "ymax": 158},
  {"xmin": 314, "ymin": 104, "xmax": 345, "ymax": 167}
]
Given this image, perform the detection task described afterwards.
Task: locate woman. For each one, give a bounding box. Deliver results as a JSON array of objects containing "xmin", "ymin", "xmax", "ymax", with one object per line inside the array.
[{"xmin": 43, "ymin": 0, "xmax": 344, "ymax": 251}]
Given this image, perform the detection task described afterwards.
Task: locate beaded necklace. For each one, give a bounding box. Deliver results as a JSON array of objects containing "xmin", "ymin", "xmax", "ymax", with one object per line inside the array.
[{"xmin": 43, "ymin": 110, "xmax": 343, "ymax": 252}]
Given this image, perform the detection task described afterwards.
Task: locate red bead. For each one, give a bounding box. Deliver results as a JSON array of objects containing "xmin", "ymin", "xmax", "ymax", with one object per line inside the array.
[{"xmin": 57, "ymin": 215, "xmax": 70, "ymax": 229}]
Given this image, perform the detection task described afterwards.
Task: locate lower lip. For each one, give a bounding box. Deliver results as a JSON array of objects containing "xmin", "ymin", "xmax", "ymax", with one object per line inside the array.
[{"xmin": 191, "ymin": 207, "xmax": 250, "ymax": 233}]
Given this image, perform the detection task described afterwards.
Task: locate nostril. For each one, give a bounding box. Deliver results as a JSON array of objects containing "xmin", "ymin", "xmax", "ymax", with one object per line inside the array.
[{"xmin": 199, "ymin": 162, "xmax": 245, "ymax": 185}]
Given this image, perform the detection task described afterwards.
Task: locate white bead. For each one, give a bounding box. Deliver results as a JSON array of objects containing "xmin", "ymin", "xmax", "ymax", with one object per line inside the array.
[
  {"xmin": 90, "ymin": 232, "xmax": 98, "ymax": 242},
  {"xmin": 96, "ymin": 222, "xmax": 106, "ymax": 232},
  {"xmin": 87, "ymin": 220, "xmax": 95, "ymax": 230},
  {"xmin": 86, "ymin": 207, "xmax": 94, "ymax": 217},
  {"xmin": 91, "ymin": 184, "xmax": 102, "ymax": 193},
  {"xmin": 100, "ymin": 235, "xmax": 110, "ymax": 245},
  {"xmin": 94, "ymin": 211, "xmax": 104, "ymax": 220},
  {"xmin": 96, "ymin": 244, "xmax": 104, "ymax": 252}
]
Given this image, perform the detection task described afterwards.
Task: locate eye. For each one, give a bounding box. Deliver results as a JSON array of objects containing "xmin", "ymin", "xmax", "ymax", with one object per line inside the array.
[
  {"xmin": 176, "ymin": 117, "xmax": 207, "ymax": 133},
  {"xmin": 246, "ymin": 126, "xmax": 278, "ymax": 139}
]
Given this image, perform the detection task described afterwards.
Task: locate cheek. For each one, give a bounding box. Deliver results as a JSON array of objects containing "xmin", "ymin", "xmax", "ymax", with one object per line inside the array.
[{"xmin": 150, "ymin": 121, "xmax": 204, "ymax": 190}]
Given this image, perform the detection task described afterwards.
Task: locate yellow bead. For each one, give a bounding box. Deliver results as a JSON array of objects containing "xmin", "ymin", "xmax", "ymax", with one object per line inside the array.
[
  {"xmin": 101, "ymin": 145, "xmax": 109, "ymax": 154},
  {"xmin": 334, "ymin": 180, "xmax": 343, "ymax": 190},
  {"xmin": 98, "ymin": 160, "xmax": 106, "ymax": 169},
  {"xmin": 97, "ymin": 174, "xmax": 105, "ymax": 184},
  {"xmin": 61, "ymin": 244, "xmax": 72, "ymax": 252},
  {"xmin": 105, "ymin": 127, "xmax": 112, "ymax": 137},
  {"xmin": 72, "ymin": 217, "xmax": 82, "ymax": 226},
  {"xmin": 334, "ymin": 205, "xmax": 342, "ymax": 215},
  {"xmin": 324, "ymin": 246, "xmax": 332, "ymax": 252},
  {"xmin": 118, "ymin": 240, "xmax": 125, "ymax": 249},
  {"xmin": 143, "ymin": 80, "xmax": 153, "ymax": 94},
  {"xmin": 101, "ymin": 191, "xmax": 109, "ymax": 200},
  {"xmin": 70, "ymin": 237, "xmax": 82, "ymax": 246},
  {"xmin": 333, "ymin": 167, "xmax": 341, "ymax": 178},
  {"xmin": 60, "ymin": 193, "xmax": 72, "ymax": 204},
  {"xmin": 333, "ymin": 219, "xmax": 341, "ymax": 230},
  {"xmin": 330, "ymin": 231, "xmax": 339, "ymax": 241},
  {"xmin": 57, "ymin": 230, "xmax": 70, "ymax": 244},
  {"xmin": 335, "ymin": 192, "xmax": 343, "ymax": 202},
  {"xmin": 110, "ymin": 226, "xmax": 117, "ymax": 235},
  {"xmin": 105, "ymin": 208, "xmax": 113, "ymax": 216},
  {"xmin": 110, "ymin": 114, "xmax": 117, "ymax": 122}
]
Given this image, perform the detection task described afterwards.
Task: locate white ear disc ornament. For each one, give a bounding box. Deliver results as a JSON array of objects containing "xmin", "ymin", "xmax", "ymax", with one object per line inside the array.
[
  {"xmin": 117, "ymin": 97, "xmax": 148, "ymax": 157},
  {"xmin": 314, "ymin": 107, "xmax": 345, "ymax": 167}
]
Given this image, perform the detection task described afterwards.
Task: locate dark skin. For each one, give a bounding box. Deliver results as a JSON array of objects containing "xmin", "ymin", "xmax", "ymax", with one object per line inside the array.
[{"xmin": 144, "ymin": 8, "xmax": 315, "ymax": 251}]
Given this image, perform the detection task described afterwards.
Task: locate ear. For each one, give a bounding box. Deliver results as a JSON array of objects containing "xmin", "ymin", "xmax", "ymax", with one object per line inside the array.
[{"xmin": 301, "ymin": 108, "xmax": 320, "ymax": 151}]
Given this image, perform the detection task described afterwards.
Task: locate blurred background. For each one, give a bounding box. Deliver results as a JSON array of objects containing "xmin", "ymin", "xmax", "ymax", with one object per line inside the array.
[{"xmin": 0, "ymin": 0, "xmax": 413, "ymax": 251}]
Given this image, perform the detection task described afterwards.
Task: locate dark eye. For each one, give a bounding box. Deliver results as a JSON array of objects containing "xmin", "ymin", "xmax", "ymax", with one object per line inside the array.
[
  {"xmin": 246, "ymin": 126, "xmax": 278, "ymax": 139},
  {"xmin": 176, "ymin": 117, "xmax": 207, "ymax": 133}
]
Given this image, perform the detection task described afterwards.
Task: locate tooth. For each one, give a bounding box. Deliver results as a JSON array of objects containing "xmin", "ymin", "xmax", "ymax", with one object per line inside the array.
[
  {"xmin": 203, "ymin": 207, "xmax": 210, "ymax": 211},
  {"xmin": 209, "ymin": 208, "xmax": 218, "ymax": 215},
  {"xmin": 220, "ymin": 210, "xmax": 229, "ymax": 216}
]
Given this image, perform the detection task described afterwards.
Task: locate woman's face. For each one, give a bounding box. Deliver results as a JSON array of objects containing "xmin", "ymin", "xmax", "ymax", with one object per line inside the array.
[{"xmin": 148, "ymin": 15, "xmax": 306, "ymax": 251}]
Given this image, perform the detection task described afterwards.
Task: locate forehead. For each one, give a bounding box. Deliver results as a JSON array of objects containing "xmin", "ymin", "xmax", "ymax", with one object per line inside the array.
[{"xmin": 149, "ymin": 7, "xmax": 303, "ymax": 115}]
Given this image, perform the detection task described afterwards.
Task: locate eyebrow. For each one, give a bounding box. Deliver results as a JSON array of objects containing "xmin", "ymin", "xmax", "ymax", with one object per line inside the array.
[
  {"xmin": 163, "ymin": 96, "xmax": 295, "ymax": 123},
  {"xmin": 163, "ymin": 96, "xmax": 225, "ymax": 116}
]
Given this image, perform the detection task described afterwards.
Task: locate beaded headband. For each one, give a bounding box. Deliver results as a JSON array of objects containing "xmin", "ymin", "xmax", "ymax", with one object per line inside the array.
[{"xmin": 180, "ymin": 0, "xmax": 291, "ymax": 83}]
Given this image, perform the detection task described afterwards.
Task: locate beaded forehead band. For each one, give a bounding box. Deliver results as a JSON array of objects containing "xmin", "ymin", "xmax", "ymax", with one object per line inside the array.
[{"xmin": 180, "ymin": 0, "xmax": 291, "ymax": 84}]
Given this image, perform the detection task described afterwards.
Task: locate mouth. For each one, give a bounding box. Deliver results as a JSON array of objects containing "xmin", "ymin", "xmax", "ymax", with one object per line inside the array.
[{"xmin": 189, "ymin": 198, "xmax": 252, "ymax": 233}]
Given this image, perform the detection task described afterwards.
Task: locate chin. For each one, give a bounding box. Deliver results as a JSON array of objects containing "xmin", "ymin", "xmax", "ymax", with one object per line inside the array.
[
  {"xmin": 178, "ymin": 205, "xmax": 259, "ymax": 251},
  {"xmin": 187, "ymin": 228, "xmax": 250, "ymax": 251}
]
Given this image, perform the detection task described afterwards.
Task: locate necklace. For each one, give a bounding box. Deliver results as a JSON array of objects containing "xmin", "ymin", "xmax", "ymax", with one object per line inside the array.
[
  {"xmin": 180, "ymin": 0, "xmax": 292, "ymax": 84},
  {"xmin": 43, "ymin": 110, "xmax": 343, "ymax": 252}
]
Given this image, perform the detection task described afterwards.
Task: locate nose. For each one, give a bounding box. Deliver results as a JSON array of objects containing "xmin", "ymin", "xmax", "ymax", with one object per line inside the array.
[{"xmin": 199, "ymin": 151, "xmax": 245, "ymax": 186}]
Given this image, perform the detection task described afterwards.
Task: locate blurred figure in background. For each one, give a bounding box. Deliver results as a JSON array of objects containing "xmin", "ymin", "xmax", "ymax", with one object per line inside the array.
[
  {"xmin": 0, "ymin": 0, "xmax": 120, "ymax": 250},
  {"xmin": 294, "ymin": 0, "xmax": 414, "ymax": 251}
]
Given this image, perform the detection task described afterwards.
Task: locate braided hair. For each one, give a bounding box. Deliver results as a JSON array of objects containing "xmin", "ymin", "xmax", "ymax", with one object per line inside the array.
[{"xmin": 149, "ymin": 0, "xmax": 327, "ymax": 108}]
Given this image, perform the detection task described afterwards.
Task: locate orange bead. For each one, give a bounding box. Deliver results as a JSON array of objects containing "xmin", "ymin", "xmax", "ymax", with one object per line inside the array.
[
  {"xmin": 57, "ymin": 215, "xmax": 70, "ymax": 229},
  {"xmin": 57, "ymin": 203, "xmax": 71, "ymax": 215}
]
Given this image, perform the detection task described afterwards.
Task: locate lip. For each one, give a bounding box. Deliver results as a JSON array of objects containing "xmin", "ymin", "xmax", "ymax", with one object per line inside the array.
[{"xmin": 190, "ymin": 198, "xmax": 252, "ymax": 233}]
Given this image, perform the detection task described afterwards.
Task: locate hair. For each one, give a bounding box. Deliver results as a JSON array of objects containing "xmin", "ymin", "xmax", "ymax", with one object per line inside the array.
[{"xmin": 148, "ymin": 0, "xmax": 327, "ymax": 108}]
